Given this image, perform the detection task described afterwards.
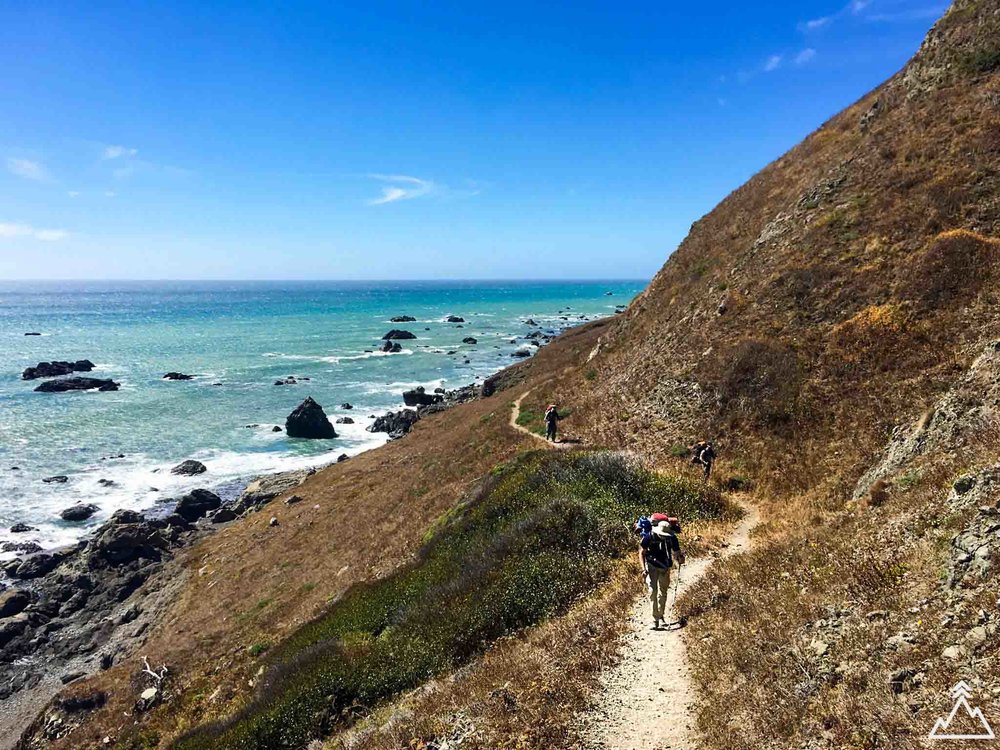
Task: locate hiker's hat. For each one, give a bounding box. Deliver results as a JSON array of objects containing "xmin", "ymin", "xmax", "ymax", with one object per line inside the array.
[{"xmin": 652, "ymin": 520, "xmax": 674, "ymax": 538}]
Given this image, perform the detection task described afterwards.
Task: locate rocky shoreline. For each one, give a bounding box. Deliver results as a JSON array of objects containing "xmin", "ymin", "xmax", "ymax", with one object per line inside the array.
[{"xmin": 0, "ymin": 364, "xmax": 526, "ymax": 744}]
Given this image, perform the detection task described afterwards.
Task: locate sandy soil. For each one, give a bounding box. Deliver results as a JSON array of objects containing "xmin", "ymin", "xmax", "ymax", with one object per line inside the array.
[{"xmin": 581, "ymin": 502, "xmax": 759, "ymax": 750}]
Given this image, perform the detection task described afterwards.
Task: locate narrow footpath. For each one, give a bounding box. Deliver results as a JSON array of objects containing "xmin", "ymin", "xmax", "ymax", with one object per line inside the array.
[
  {"xmin": 509, "ymin": 389, "xmax": 574, "ymax": 448},
  {"xmin": 581, "ymin": 501, "xmax": 759, "ymax": 750}
]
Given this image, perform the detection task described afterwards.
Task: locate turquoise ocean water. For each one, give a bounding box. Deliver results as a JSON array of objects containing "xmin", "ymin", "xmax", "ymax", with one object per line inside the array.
[{"xmin": 0, "ymin": 280, "xmax": 643, "ymax": 551}]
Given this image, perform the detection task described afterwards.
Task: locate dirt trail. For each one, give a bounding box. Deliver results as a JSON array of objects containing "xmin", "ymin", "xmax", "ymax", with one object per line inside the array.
[
  {"xmin": 509, "ymin": 389, "xmax": 574, "ymax": 448},
  {"xmin": 581, "ymin": 502, "xmax": 759, "ymax": 750}
]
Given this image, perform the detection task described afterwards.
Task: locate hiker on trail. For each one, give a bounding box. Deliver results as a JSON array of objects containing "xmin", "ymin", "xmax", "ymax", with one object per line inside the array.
[
  {"xmin": 692, "ymin": 440, "xmax": 716, "ymax": 481},
  {"xmin": 639, "ymin": 519, "xmax": 684, "ymax": 629},
  {"xmin": 544, "ymin": 403, "xmax": 560, "ymax": 442}
]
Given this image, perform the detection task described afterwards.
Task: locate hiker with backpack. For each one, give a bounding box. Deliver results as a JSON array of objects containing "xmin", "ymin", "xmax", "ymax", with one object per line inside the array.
[
  {"xmin": 544, "ymin": 403, "xmax": 560, "ymax": 442},
  {"xmin": 637, "ymin": 515, "xmax": 685, "ymax": 630},
  {"xmin": 692, "ymin": 440, "xmax": 716, "ymax": 482}
]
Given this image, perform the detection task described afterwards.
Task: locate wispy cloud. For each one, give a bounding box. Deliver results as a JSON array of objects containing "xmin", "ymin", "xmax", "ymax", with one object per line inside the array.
[
  {"xmin": 764, "ymin": 54, "xmax": 784, "ymax": 72},
  {"xmin": 0, "ymin": 222, "xmax": 69, "ymax": 241},
  {"xmin": 801, "ymin": 15, "xmax": 832, "ymax": 31},
  {"xmin": 366, "ymin": 174, "xmax": 434, "ymax": 206},
  {"xmin": 795, "ymin": 48, "xmax": 817, "ymax": 65},
  {"xmin": 102, "ymin": 144, "xmax": 138, "ymax": 159},
  {"xmin": 7, "ymin": 158, "xmax": 48, "ymax": 182},
  {"xmin": 850, "ymin": 0, "xmax": 870, "ymax": 12}
]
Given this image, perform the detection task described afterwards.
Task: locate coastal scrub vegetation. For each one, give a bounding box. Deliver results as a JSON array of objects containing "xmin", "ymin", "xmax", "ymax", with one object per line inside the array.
[{"xmin": 174, "ymin": 451, "xmax": 732, "ymax": 750}]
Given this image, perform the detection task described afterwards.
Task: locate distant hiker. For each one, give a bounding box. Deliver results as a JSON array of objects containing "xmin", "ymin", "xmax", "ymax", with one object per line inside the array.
[
  {"xmin": 692, "ymin": 440, "xmax": 716, "ymax": 481},
  {"xmin": 639, "ymin": 519, "xmax": 684, "ymax": 629},
  {"xmin": 544, "ymin": 403, "xmax": 560, "ymax": 442}
]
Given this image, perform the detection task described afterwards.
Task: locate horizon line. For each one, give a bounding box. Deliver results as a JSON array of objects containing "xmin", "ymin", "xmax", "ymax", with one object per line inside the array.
[{"xmin": 0, "ymin": 277, "xmax": 651, "ymax": 284}]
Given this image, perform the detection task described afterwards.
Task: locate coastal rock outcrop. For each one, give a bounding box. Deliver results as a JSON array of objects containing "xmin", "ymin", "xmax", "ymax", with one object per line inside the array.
[
  {"xmin": 368, "ymin": 409, "xmax": 419, "ymax": 439},
  {"xmin": 22, "ymin": 360, "xmax": 96, "ymax": 380},
  {"xmin": 382, "ymin": 329, "xmax": 417, "ymax": 340},
  {"xmin": 285, "ymin": 397, "xmax": 337, "ymax": 439},
  {"xmin": 336, "ymin": 416, "xmax": 354, "ymax": 424},
  {"xmin": 230, "ymin": 468, "xmax": 316, "ymax": 516},
  {"xmin": 390, "ymin": 315, "xmax": 416, "ymax": 322},
  {"xmin": 170, "ymin": 459, "xmax": 207, "ymax": 476},
  {"xmin": 174, "ymin": 489, "xmax": 222, "ymax": 522},
  {"xmin": 402, "ymin": 386, "xmax": 444, "ymax": 407},
  {"xmin": 59, "ymin": 504, "xmax": 99, "ymax": 522},
  {"xmin": 381, "ymin": 341, "xmax": 403, "ymax": 353},
  {"xmin": 34, "ymin": 377, "xmax": 119, "ymax": 393},
  {"xmin": 446, "ymin": 315, "xmax": 465, "ymax": 323},
  {"xmin": 462, "ymin": 337, "xmax": 478, "ymax": 345},
  {"xmin": 163, "ymin": 372, "xmax": 193, "ymax": 381}
]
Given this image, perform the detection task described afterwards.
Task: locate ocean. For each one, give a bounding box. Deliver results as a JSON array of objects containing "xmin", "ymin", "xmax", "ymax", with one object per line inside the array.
[{"xmin": 0, "ymin": 279, "xmax": 643, "ymax": 552}]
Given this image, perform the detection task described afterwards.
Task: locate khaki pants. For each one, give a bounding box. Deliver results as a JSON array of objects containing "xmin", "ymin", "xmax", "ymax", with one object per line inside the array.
[{"xmin": 647, "ymin": 565, "xmax": 672, "ymax": 621}]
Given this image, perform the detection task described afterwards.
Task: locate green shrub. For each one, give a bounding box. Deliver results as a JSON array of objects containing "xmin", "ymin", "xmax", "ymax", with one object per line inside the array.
[{"xmin": 174, "ymin": 451, "xmax": 731, "ymax": 750}]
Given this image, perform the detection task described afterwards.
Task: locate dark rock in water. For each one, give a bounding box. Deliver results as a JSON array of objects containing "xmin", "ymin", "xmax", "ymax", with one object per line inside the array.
[
  {"xmin": 174, "ymin": 489, "xmax": 222, "ymax": 522},
  {"xmin": 274, "ymin": 376, "xmax": 297, "ymax": 385},
  {"xmin": 1, "ymin": 541, "xmax": 42, "ymax": 555},
  {"xmin": 98, "ymin": 478, "xmax": 116, "ymax": 487},
  {"xmin": 434, "ymin": 387, "xmax": 446, "ymax": 394},
  {"xmin": 10, "ymin": 523, "xmax": 37, "ymax": 533},
  {"xmin": 340, "ymin": 402, "xmax": 353, "ymax": 410},
  {"xmin": 163, "ymin": 372, "xmax": 193, "ymax": 381},
  {"xmin": 22, "ymin": 360, "xmax": 96, "ymax": 380},
  {"xmin": 231, "ymin": 468, "xmax": 316, "ymax": 516},
  {"xmin": 60, "ymin": 504, "xmax": 99, "ymax": 522},
  {"xmin": 381, "ymin": 340, "xmax": 403, "ymax": 353},
  {"xmin": 34, "ymin": 377, "xmax": 119, "ymax": 393},
  {"xmin": 43, "ymin": 475, "xmax": 69, "ymax": 484},
  {"xmin": 272, "ymin": 425, "xmax": 283, "ymax": 432},
  {"xmin": 390, "ymin": 315, "xmax": 416, "ymax": 322},
  {"xmin": 285, "ymin": 396, "xmax": 337, "ymax": 439},
  {"xmin": 382, "ymin": 329, "xmax": 417, "ymax": 340},
  {"xmin": 337, "ymin": 454, "xmax": 348, "ymax": 462},
  {"xmin": 24, "ymin": 332, "xmax": 42, "ymax": 336},
  {"xmin": 403, "ymin": 386, "xmax": 444, "ymax": 407},
  {"xmin": 446, "ymin": 315, "xmax": 465, "ymax": 323},
  {"xmin": 171, "ymin": 459, "xmax": 207, "ymax": 476},
  {"xmin": 0, "ymin": 589, "xmax": 31, "ymax": 618},
  {"xmin": 524, "ymin": 319, "xmax": 538, "ymax": 326},
  {"xmin": 462, "ymin": 337, "xmax": 478, "ymax": 345},
  {"xmin": 335, "ymin": 416, "xmax": 354, "ymax": 424},
  {"xmin": 606, "ymin": 291, "xmax": 614, "ymax": 295},
  {"xmin": 210, "ymin": 508, "xmax": 237, "ymax": 524},
  {"xmin": 368, "ymin": 409, "xmax": 419, "ymax": 438},
  {"xmin": 511, "ymin": 350, "xmax": 531, "ymax": 358}
]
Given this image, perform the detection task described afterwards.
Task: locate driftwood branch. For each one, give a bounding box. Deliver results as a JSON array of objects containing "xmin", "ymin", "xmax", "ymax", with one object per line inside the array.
[{"xmin": 141, "ymin": 656, "xmax": 168, "ymax": 682}]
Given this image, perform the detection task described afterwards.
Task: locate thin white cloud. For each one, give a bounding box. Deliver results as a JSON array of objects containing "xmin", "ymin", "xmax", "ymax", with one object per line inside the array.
[
  {"xmin": 801, "ymin": 16, "xmax": 832, "ymax": 30},
  {"xmin": 850, "ymin": 0, "xmax": 870, "ymax": 13},
  {"xmin": 7, "ymin": 158, "xmax": 48, "ymax": 181},
  {"xmin": 102, "ymin": 145, "xmax": 138, "ymax": 159},
  {"xmin": 105, "ymin": 191, "xmax": 117, "ymax": 197},
  {"xmin": 764, "ymin": 54, "xmax": 783, "ymax": 72},
  {"xmin": 67, "ymin": 190, "xmax": 80, "ymax": 198},
  {"xmin": 795, "ymin": 48, "xmax": 817, "ymax": 65},
  {"xmin": 0, "ymin": 222, "xmax": 69, "ymax": 241},
  {"xmin": 366, "ymin": 174, "xmax": 434, "ymax": 205}
]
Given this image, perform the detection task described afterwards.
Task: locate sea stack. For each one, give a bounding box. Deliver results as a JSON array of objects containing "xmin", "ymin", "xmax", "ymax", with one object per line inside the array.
[{"xmin": 285, "ymin": 397, "xmax": 337, "ymax": 439}]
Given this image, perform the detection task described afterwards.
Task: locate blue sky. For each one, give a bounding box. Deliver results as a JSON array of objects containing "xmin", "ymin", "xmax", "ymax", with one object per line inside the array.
[{"xmin": 0, "ymin": 0, "xmax": 943, "ymax": 280}]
